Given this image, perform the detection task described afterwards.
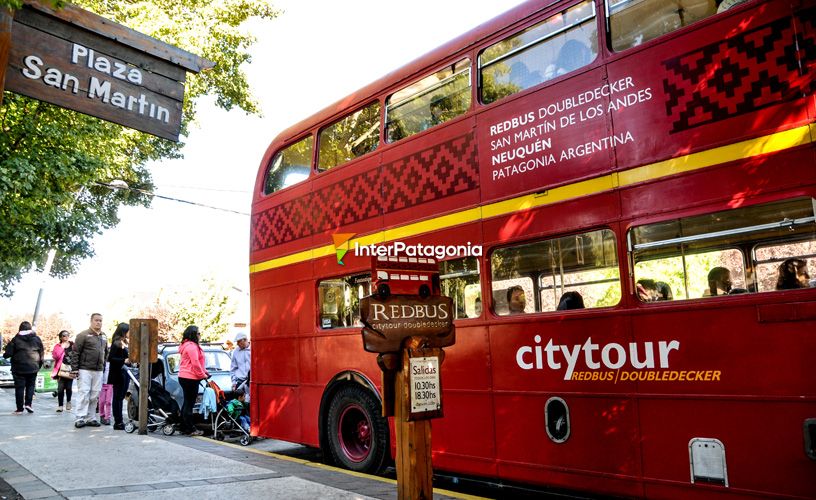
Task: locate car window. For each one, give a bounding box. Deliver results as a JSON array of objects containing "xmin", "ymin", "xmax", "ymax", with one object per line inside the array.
[
  {"xmin": 0, "ymin": 358, "xmax": 9, "ymax": 366},
  {"xmin": 204, "ymin": 351, "xmax": 231, "ymax": 371},
  {"xmin": 165, "ymin": 350, "xmax": 231, "ymax": 373}
]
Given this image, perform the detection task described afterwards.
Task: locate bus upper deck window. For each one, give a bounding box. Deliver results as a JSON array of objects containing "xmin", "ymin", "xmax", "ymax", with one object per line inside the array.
[
  {"xmin": 264, "ymin": 135, "xmax": 313, "ymax": 195},
  {"xmin": 386, "ymin": 59, "xmax": 471, "ymax": 143},
  {"xmin": 630, "ymin": 198, "xmax": 816, "ymax": 302},
  {"xmin": 480, "ymin": 1, "xmax": 597, "ymax": 105},
  {"xmin": 317, "ymin": 102, "xmax": 381, "ymax": 171},
  {"xmin": 607, "ymin": 0, "xmax": 724, "ymax": 52},
  {"xmin": 490, "ymin": 229, "xmax": 621, "ymax": 315}
]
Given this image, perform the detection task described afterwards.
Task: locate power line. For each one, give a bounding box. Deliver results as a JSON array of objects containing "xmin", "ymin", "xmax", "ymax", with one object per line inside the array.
[
  {"xmin": 155, "ymin": 184, "xmax": 251, "ymax": 194},
  {"xmin": 96, "ymin": 182, "xmax": 249, "ymax": 216}
]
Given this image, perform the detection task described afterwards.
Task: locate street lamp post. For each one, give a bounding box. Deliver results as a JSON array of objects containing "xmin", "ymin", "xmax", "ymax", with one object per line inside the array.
[{"xmin": 31, "ymin": 248, "xmax": 56, "ymax": 327}]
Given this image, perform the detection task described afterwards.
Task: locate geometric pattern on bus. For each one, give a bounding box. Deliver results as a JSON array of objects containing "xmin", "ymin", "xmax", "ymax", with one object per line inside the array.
[
  {"xmin": 381, "ymin": 134, "xmax": 478, "ymax": 213},
  {"xmin": 662, "ymin": 10, "xmax": 815, "ymax": 133},
  {"xmin": 251, "ymin": 133, "xmax": 478, "ymax": 251}
]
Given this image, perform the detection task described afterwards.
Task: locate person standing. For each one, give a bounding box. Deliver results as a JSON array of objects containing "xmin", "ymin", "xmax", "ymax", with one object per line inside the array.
[
  {"xmin": 178, "ymin": 325, "xmax": 209, "ymax": 436},
  {"xmin": 107, "ymin": 323, "xmax": 130, "ymax": 430},
  {"xmin": 3, "ymin": 321, "xmax": 44, "ymax": 415},
  {"xmin": 230, "ymin": 332, "xmax": 250, "ymax": 402},
  {"xmin": 98, "ymin": 358, "xmax": 112, "ymax": 425},
  {"xmin": 51, "ymin": 331, "xmax": 75, "ymax": 412},
  {"xmin": 71, "ymin": 313, "xmax": 108, "ymax": 428}
]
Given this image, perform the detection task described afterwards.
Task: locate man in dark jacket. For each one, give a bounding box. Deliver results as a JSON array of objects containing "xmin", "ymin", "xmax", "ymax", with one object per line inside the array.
[
  {"xmin": 3, "ymin": 321, "xmax": 44, "ymax": 414},
  {"xmin": 70, "ymin": 313, "xmax": 108, "ymax": 427}
]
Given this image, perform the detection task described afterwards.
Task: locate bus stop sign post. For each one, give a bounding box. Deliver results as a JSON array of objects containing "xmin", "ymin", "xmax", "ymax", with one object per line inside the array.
[
  {"xmin": 361, "ymin": 293, "xmax": 455, "ymax": 500},
  {"xmin": 129, "ymin": 318, "xmax": 158, "ymax": 435}
]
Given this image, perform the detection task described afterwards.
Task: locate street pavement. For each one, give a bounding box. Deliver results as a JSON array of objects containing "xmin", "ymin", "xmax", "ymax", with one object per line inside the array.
[{"xmin": 0, "ymin": 386, "xmax": 476, "ymax": 500}]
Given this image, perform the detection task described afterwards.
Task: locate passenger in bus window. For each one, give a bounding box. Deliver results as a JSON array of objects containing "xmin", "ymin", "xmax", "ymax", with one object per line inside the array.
[
  {"xmin": 703, "ymin": 267, "xmax": 732, "ymax": 296},
  {"xmin": 544, "ymin": 39, "xmax": 591, "ymax": 81},
  {"xmin": 472, "ymin": 297, "xmax": 482, "ymax": 318},
  {"xmin": 429, "ymin": 96, "xmax": 453, "ymax": 127},
  {"xmin": 776, "ymin": 258, "xmax": 811, "ymax": 290},
  {"xmin": 556, "ymin": 291, "xmax": 584, "ymax": 310},
  {"xmin": 509, "ymin": 62, "xmax": 541, "ymax": 90},
  {"xmin": 507, "ymin": 286, "xmax": 527, "ymax": 314},
  {"xmin": 637, "ymin": 279, "xmax": 672, "ymax": 302}
]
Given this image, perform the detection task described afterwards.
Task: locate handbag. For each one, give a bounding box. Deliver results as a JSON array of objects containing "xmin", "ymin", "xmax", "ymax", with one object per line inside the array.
[{"xmin": 57, "ymin": 361, "xmax": 75, "ymax": 379}]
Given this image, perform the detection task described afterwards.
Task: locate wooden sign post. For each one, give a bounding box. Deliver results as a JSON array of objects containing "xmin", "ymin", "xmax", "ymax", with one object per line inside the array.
[
  {"xmin": 361, "ymin": 293, "xmax": 455, "ymax": 500},
  {"xmin": 129, "ymin": 318, "xmax": 158, "ymax": 435}
]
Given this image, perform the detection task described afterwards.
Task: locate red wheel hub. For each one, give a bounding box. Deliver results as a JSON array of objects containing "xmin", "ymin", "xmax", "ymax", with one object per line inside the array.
[{"xmin": 337, "ymin": 403, "xmax": 372, "ymax": 463}]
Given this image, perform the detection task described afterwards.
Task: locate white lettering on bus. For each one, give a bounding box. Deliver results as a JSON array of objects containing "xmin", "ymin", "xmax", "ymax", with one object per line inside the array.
[{"xmin": 516, "ymin": 336, "xmax": 680, "ymax": 380}]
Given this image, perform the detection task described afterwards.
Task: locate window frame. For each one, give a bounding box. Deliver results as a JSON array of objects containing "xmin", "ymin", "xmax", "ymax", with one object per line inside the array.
[
  {"xmin": 627, "ymin": 197, "xmax": 816, "ymax": 304},
  {"xmin": 316, "ymin": 272, "xmax": 373, "ymax": 331},
  {"xmin": 438, "ymin": 256, "xmax": 483, "ymax": 321},
  {"xmin": 488, "ymin": 227, "xmax": 623, "ymax": 317},
  {"xmin": 604, "ymin": 0, "xmax": 756, "ymax": 54},
  {"xmin": 477, "ymin": 0, "xmax": 598, "ymax": 106},
  {"xmin": 316, "ymin": 100, "xmax": 382, "ymax": 172},
  {"xmin": 262, "ymin": 133, "xmax": 315, "ymax": 196},
  {"xmin": 384, "ymin": 58, "xmax": 472, "ymax": 143}
]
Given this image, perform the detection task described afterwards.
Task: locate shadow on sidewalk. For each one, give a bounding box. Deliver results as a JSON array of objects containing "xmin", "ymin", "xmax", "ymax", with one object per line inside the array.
[{"xmin": 0, "ymin": 476, "xmax": 22, "ymax": 499}]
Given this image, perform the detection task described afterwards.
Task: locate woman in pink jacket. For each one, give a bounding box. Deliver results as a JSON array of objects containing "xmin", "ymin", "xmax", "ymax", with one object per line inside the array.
[{"xmin": 178, "ymin": 325, "xmax": 209, "ymax": 436}]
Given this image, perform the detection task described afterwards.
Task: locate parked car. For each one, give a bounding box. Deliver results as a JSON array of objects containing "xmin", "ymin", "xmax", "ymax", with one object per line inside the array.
[
  {"xmin": 0, "ymin": 358, "xmax": 14, "ymax": 387},
  {"xmin": 128, "ymin": 343, "xmax": 232, "ymax": 421}
]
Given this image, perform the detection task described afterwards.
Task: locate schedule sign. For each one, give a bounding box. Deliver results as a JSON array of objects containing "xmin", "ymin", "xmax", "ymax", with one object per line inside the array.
[{"xmin": 409, "ymin": 356, "xmax": 441, "ymax": 415}]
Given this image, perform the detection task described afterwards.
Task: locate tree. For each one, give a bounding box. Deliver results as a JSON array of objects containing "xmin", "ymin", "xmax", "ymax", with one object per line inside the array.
[
  {"xmin": 129, "ymin": 278, "xmax": 237, "ymax": 342},
  {"xmin": 2, "ymin": 312, "xmax": 71, "ymax": 354},
  {"xmin": 0, "ymin": 0, "xmax": 277, "ymax": 295}
]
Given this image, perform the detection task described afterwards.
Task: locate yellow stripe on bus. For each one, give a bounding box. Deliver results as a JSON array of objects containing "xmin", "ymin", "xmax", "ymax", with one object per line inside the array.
[{"xmin": 250, "ymin": 124, "xmax": 814, "ymax": 274}]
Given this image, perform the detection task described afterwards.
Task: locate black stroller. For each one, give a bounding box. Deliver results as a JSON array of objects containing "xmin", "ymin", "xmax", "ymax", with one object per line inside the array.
[{"xmin": 124, "ymin": 366, "xmax": 180, "ymax": 435}]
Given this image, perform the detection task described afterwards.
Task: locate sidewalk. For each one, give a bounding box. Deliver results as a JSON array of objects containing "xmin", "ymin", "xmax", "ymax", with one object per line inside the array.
[{"xmin": 0, "ymin": 387, "xmax": 473, "ymax": 499}]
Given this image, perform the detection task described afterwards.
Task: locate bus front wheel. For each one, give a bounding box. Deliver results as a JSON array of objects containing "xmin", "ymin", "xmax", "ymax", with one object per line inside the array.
[{"xmin": 326, "ymin": 385, "xmax": 388, "ymax": 473}]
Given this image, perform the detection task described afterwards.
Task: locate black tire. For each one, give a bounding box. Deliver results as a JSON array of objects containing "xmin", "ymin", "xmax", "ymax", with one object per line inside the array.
[
  {"xmin": 127, "ymin": 397, "xmax": 138, "ymax": 421},
  {"xmin": 419, "ymin": 284, "xmax": 430, "ymax": 298},
  {"xmin": 377, "ymin": 283, "xmax": 390, "ymax": 299},
  {"xmin": 326, "ymin": 384, "xmax": 388, "ymax": 473}
]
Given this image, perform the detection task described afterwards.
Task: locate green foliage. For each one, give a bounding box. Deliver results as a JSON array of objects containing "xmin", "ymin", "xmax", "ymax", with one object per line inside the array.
[
  {"xmin": 0, "ymin": 0, "xmax": 277, "ymax": 295},
  {"xmin": 130, "ymin": 278, "xmax": 237, "ymax": 342}
]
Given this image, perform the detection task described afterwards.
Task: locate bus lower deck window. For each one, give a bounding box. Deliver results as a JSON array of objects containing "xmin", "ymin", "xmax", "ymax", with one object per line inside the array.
[
  {"xmin": 490, "ymin": 229, "xmax": 621, "ymax": 315},
  {"xmin": 630, "ymin": 197, "xmax": 816, "ymax": 302}
]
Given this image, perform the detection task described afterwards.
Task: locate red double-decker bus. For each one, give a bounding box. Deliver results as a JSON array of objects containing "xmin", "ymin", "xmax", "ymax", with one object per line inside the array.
[{"xmin": 249, "ymin": 1, "xmax": 816, "ymax": 497}]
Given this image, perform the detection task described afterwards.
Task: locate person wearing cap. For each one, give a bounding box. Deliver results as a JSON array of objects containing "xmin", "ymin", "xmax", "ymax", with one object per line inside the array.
[{"xmin": 230, "ymin": 332, "xmax": 251, "ymax": 402}]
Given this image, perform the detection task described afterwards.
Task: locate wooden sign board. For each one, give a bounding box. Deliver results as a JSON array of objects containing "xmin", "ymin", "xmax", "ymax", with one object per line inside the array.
[
  {"xmin": 360, "ymin": 294, "xmax": 455, "ymax": 353},
  {"xmin": 2, "ymin": 2, "xmax": 212, "ymax": 141},
  {"xmin": 128, "ymin": 318, "xmax": 158, "ymax": 363}
]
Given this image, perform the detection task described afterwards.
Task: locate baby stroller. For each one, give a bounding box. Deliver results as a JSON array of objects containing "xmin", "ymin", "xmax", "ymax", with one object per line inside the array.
[
  {"xmin": 208, "ymin": 379, "xmax": 253, "ymax": 446},
  {"xmin": 124, "ymin": 367, "xmax": 180, "ymax": 435}
]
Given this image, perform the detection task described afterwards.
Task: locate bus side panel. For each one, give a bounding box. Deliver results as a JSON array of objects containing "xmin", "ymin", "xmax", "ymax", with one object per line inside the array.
[
  {"xmin": 482, "ymin": 191, "xmax": 621, "ymax": 248},
  {"xmin": 608, "ymin": 2, "xmax": 812, "ymax": 172},
  {"xmin": 255, "ymin": 383, "xmax": 301, "ymax": 444},
  {"xmin": 314, "ymin": 331, "xmax": 381, "ymax": 390},
  {"xmin": 489, "ymin": 315, "xmax": 641, "ymax": 485},
  {"xmin": 253, "ymin": 338, "xmax": 299, "ymax": 386},
  {"xmin": 251, "ymin": 180, "xmax": 314, "ymax": 263},
  {"xmin": 310, "ymin": 153, "xmax": 383, "ymax": 259},
  {"xmin": 632, "ymin": 301, "xmax": 816, "ymax": 497},
  {"xmin": 639, "ymin": 399, "xmax": 816, "ymax": 499},
  {"xmin": 619, "ymin": 148, "xmax": 816, "ymax": 221},
  {"xmin": 380, "ymin": 118, "xmax": 480, "ymax": 229},
  {"xmin": 476, "ymin": 68, "xmax": 612, "ymax": 204},
  {"xmin": 299, "ymin": 382, "xmax": 322, "ymax": 447},
  {"xmin": 252, "ymin": 281, "xmax": 303, "ymax": 339},
  {"xmin": 431, "ymin": 325, "xmax": 496, "ymax": 473}
]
